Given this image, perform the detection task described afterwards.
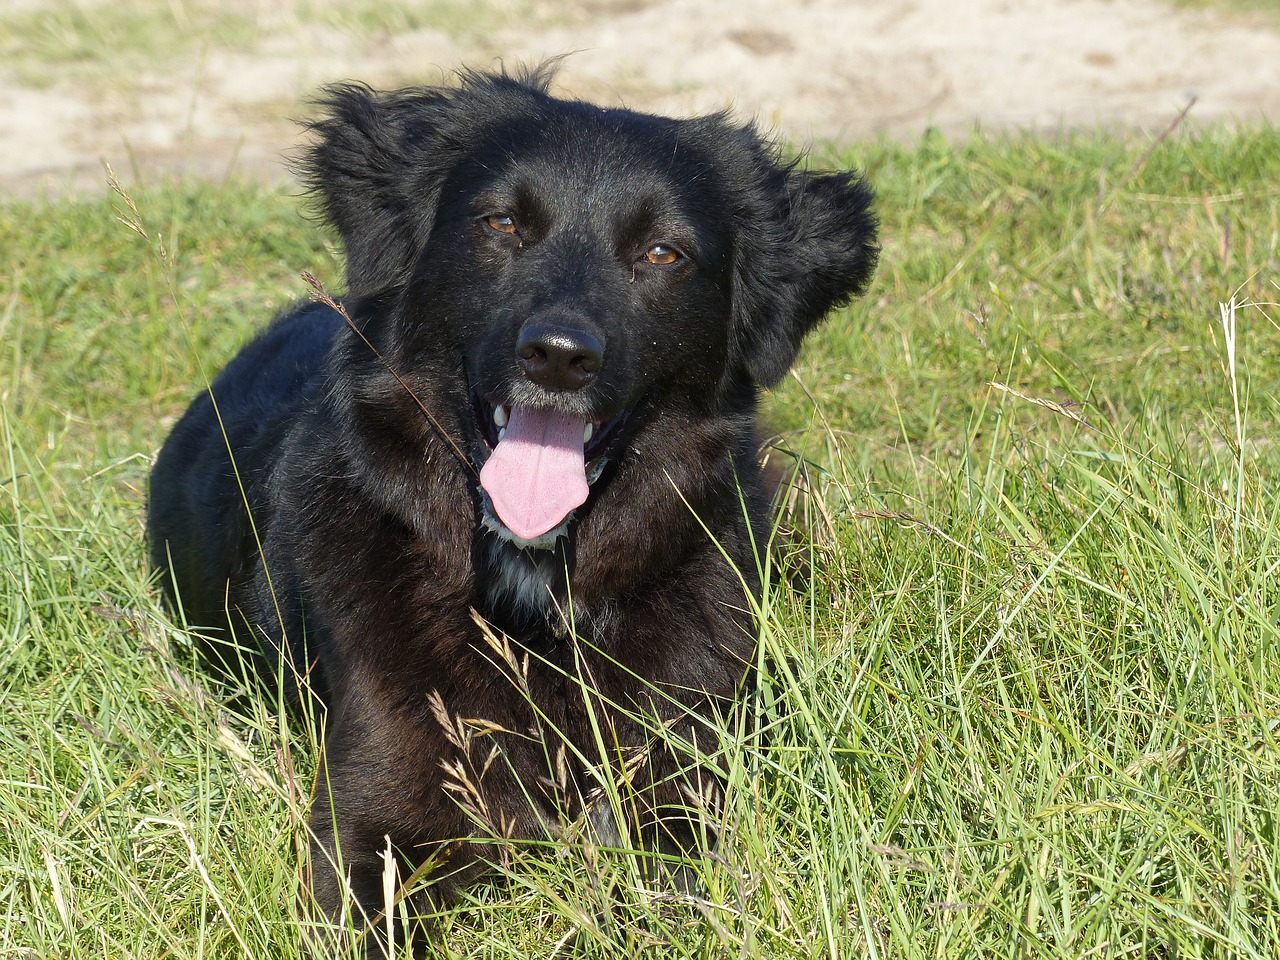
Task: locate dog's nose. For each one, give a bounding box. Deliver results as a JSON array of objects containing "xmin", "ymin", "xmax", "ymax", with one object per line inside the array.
[{"xmin": 516, "ymin": 323, "xmax": 602, "ymax": 392}]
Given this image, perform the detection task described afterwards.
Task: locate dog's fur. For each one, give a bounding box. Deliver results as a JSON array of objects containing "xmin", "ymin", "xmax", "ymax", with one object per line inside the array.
[{"xmin": 148, "ymin": 66, "xmax": 877, "ymax": 940}]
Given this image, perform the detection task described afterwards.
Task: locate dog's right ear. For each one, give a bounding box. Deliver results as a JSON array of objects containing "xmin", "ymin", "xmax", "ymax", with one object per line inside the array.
[{"xmin": 300, "ymin": 83, "xmax": 456, "ymax": 298}]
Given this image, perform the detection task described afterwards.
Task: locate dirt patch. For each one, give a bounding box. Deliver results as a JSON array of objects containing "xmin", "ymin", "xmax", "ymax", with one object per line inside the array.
[{"xmin": 4, "ymin": 0, "xmax": 1279, "ymax": 197}]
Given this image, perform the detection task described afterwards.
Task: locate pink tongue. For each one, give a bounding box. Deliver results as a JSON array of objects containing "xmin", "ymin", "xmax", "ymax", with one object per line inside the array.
[{"xmin": 479, "ymin": 406, "xmax": 589, "ymax": 541}]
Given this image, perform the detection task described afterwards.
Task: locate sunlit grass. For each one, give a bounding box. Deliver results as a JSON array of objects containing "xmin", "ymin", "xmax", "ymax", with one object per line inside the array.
[{"xmin": 2, "ymin": 122, "xmax": 1279, "ymax": 957}]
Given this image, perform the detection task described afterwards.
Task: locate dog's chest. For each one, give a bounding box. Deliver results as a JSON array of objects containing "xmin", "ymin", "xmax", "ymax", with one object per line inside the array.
[{"xmin": 482, "ymin": 539, "xmax": 590, "ymax": 631}]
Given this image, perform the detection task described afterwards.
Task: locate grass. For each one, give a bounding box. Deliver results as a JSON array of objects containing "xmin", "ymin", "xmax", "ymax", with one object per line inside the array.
[
  {"xmin": 1173, "ymin": 0, "xmax": 1280, "ymax": 18},
  {"xmin": 0, "ymin": 0, "xmax": 540, "ymax": 92},
  {"xmin": 0, "ymin": 3, "xmax": 258, "ymax": 87},
  {"xmin": 2, "ymin": 120, "xmax": 1280, "ymax": 958},
  {"xmin": 294, "ymin": 0, "xmax": 551, "ymax": 45}
]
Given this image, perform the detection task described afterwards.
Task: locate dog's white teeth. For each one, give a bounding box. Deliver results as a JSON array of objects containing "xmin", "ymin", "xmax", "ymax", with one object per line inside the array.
[
  {"xmin": 498, "ymin": 427, "xmax": 506, "ymax": 442},
  {"xmin": 493, "ymin": 406, "xmax": 508, "ymax": 428},
  {"xmin": 583, "ymin": 423, "xmax": 594, "ymax": 444}
]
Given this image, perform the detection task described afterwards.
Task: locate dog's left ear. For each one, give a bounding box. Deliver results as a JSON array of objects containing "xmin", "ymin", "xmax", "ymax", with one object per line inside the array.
[{"xmin": 732, "ymin": 166, "xmax": 879, "ymax": 388}]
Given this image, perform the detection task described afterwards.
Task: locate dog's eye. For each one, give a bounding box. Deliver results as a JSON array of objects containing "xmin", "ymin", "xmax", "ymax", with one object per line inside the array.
[
  {"xmin": 644, "ymin": 244, "xmax": 681, "ymax": 266},
  {"xmin": 485, "ymin": 214, "xmax": 519, "ymax": 236}
]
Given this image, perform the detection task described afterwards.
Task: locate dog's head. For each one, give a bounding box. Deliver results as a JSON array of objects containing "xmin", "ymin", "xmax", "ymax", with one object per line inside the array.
[{"xmin": 303, "ymin": 67, "xmax": 878, "ymax": 546}]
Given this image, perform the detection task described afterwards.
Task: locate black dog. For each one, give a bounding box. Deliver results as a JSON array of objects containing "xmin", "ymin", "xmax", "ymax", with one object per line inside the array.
[{"xmin": 149, "ymin": 66, "xmax": 877, "ymax": 943}]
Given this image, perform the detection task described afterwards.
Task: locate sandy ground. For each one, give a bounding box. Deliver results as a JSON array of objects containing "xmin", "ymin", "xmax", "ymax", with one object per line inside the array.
[{"xmin": 4, "ymin": 0, "xmax": 1280, "ymax": 197}]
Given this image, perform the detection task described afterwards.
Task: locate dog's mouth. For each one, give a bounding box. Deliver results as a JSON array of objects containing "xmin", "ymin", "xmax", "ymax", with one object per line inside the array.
[{"xmin": 473, "ymin": 396, "xmax": 625, "ymax": 548}]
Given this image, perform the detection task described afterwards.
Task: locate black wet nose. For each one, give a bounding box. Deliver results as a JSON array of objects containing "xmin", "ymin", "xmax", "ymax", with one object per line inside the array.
[{"xmin": 516, "ymin": 323, "xmax": 602, "ymax": 392}]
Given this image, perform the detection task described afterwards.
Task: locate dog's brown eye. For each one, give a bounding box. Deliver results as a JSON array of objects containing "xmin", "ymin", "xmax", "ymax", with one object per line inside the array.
[
  {"xmin": 485, "ymin": 214, "xmax": 518, "ymax": 235},
  {"xmin": 645, "ymin": 244, "xmax": 681, "ymax": 266}
]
